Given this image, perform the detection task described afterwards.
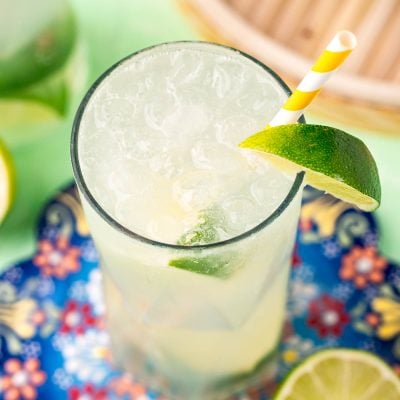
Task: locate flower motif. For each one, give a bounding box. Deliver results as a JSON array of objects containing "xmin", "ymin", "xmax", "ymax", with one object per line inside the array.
[
  {"xmin": 371, "ymin": 297, "xmax": 400, "ymax": 340},
  {"xmin": 281, "ymin": 335, "xmax": 314, "ymax": 366},
  {"xmin": 307, "ymin": 294, "xmax": 349, "ymax": 337},
  {"xmin": 365, "ymin": 312, "xmax": 381, "ymax": 328},
  {"xmin": 340, "ymin": 246, "xmax": 388, "ymax": 289},
  {"xmin": 299, "ymin": 217, "xmax": 313, "ymax": 232},
  {"xmin": 286, "ymin": 279, "xmax": 318, "ymax": 318},
  {"xmin": 86, "ymin": 270, "xmax": 105, "ymax": 316},
  {"xmin": 21, "ymin": 342, "xmax": 41, "ymax": 359},
  {"xmin": 68, "ymin": 383, "xmax": 108, "ymax": 400},
  {"xmin": 0, "ymin": 280, "xmax": 58, "ymax": 355},
  {"xmin": 52, "ymin": 368, "xmax": 73, "ymax": 391},
  {"xmin": 322, "ymin": 240, "xmax": 341, "ymax": 259},
  {"xmin": 0, "ymin": 359, "xmax": 46, "ymax": 400},
  {"xmin": 109, "ymin": 374, "xmax": 146, "ymax": 398},
  {"xmin": 57, "ymin": 330, "xmax": 111, "ymax": 383},
  {"xmin": 3, "ymin": 267, "xmax": 23, "ymax": 284},
  {"xmin": 59, "ymin": 300, "xmax": 97, "ymax": 335},
  {"xmin": 0, "ymin": 298, "xmax": 37, "ymax": 341},
  {"xmin": 69, "ymin": 281, "xmax": 88, "ymax": 302},
  {"xmin": 331, "ymin": 282, "xmax": 354, "ymax": 302},
  {"xmin": 80, "ymin": 239, "xmax": 99, "ymax": 263},
  {"xmin": 33, "ymin": 236, "xmax": 80, "ymax": 279}
]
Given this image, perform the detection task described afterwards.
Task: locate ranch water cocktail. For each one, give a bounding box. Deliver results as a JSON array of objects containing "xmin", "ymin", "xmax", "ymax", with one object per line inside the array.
[{"xmin": 71, "ymin": 42, "xmax": 304, "ymax": 398}]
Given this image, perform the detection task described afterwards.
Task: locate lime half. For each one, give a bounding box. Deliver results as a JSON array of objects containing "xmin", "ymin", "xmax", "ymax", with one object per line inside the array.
[
  {"xmin": 0, "ymin": 140, "xmax": 15, "ymax": 224},
  {"xmin": 0, "ymin": 0, "xmax": 77, "ymax": 115},
  {"xmin": 240, "ymin": 124, "xmax": 381, "ymax": 211},
  {"xmin": 274, "ymin": 349, "xmax": 400, "ymax": 400}
]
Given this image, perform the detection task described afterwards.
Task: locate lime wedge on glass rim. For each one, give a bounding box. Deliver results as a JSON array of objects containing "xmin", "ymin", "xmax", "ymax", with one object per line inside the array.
[
  {"xmin": 274, "ymin": 349, "xmax": 400, "ymax": 400},
  {"xmin": 240, "ymin": 124, "xmax": 381, "ymax": 212},
  {"xmin": 169, "ymin": 122, "xmax": 382, "ymax": 277},
  {"xmin": 0, "ymin": 139, "xmax": 15, "ymax": 224}
]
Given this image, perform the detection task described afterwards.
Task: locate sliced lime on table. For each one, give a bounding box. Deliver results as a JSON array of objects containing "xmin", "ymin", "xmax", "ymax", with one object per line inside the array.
[
  {"xmin": 240, "ymin": 124, "xmax": 381, "ymax": 211},
  {"xmin": 0, "ymin": 0, "xmax": 77, "ymax": 115},
  {"xmin": 0, "ymin": 140, "xmax": 15, "ymax": 224},
  {"xmin": 274, "ymin": 349, "xmax": 400, "ymax": 400}
]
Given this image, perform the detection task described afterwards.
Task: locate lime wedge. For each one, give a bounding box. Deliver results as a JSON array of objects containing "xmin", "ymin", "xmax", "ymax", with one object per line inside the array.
[
  {"xmin": 0, "ymin": 2, "xmax": 76, "ymax": 92},
  {"xmin": 0, "ymin": 140, "xmax": 15, "ymax": 224},
  {"xmin": 274, "ymin": 349, "xmax": 400, "ymax": 400},
  {"xmin": 240, "ymin": 124, "xmax": 381, "ymax": 211},
  {"xmin": 2, "ymin": 67, "xmax": 70, "ymax": 115},
  {"xmin": 169, "ymin": 254, "xmax": 234, "ymax": 278},
  {"xmin": 0, "ymin": 1, "xmax": 76, "ymax": 116}
]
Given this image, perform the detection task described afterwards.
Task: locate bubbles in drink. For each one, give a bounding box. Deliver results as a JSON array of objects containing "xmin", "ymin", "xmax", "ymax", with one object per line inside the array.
[{"xmin": 79, "ymin": 43, "xmax": 293, "ymax": 244}]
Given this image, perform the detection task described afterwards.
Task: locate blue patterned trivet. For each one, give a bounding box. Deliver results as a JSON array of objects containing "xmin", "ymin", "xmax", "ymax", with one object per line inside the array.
[{"xmin": 1, "ymin": 184, "xmax": 399, "ymax": 399}]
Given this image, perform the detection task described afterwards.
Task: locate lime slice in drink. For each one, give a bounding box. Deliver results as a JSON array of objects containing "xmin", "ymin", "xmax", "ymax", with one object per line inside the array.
[
  {"xmin": 177, "ymin": 207, "xmax": 222, "ymax": 246},
  {"xmin": 240, "ymin": 124, "xmax": 381, "ymax": 211},
  {"xmin": 274, "ymin": 349, "xmax": 400, "ymax": 400},
  {"xmin": 169, "ymin": 253, "xmax": 235, "ymax": 279},
  {"xmin": 0, "ymin": 140, "xmax": 15, "ymax": 224},
  {"xmin": 169, "ymin": 207, "xmax": 239, "ymax": 278}
]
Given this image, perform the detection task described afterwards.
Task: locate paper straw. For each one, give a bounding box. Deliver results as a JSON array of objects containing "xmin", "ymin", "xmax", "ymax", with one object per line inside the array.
[{"xmin": 268, "ymin": 31, "xmax": 357, "ymax": 127}]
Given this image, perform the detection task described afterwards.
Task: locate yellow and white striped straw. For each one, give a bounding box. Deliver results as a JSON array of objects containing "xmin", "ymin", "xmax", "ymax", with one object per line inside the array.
[{"xmin": 269, "ymin": 31, "xmax": 357, "ymax": 127}]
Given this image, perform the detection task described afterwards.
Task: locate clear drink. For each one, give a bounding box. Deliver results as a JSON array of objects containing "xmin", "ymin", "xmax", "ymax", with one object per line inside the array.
[{"xmin": 71, "ymin": 42, "xmax": 304, "ymax": 398}]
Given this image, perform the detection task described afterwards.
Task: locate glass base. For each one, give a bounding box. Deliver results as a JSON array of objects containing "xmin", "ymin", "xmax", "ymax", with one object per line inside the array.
[{"xmin": 109, "ymin": 336, "xmax": 279, "ymax": 399}]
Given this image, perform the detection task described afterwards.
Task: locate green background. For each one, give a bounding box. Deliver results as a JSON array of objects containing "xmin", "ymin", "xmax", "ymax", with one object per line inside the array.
[{"xmin": 0, "ymin": 0, "xmax": 399, "ymax": 272}]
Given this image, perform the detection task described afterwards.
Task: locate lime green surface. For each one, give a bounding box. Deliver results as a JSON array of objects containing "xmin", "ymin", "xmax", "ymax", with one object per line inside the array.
[
  {"xmin": 240, "ymin": 124, "xmax": 381, "ymax": 211},
  {"xmin": 0, "ymin": 0, "xmax": 399, "ymax": 272}
]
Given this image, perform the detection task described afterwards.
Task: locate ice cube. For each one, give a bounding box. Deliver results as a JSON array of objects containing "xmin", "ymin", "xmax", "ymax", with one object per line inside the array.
[
  {"xmin": 123, "ymin": 129, "xmax": 165, "ymax": 162},
  {"xmin": 107, "ymin": 160, "xmax": 153, "ymax": 196},
  {"xmin": 173, "ymin": 171, "xmax": 222, "ymax": 212},
  {"xmin": 221, "ymin": 195, "xmax": 260, "ymax": 232},
  {"xmin": 148, "ymin": 151, "xmax": 186, "ymax": 179},
  {"xmin": 250, "ymin": 175, "xmax": 293, "ymax": 209},
  {"xmin": 169, "ymin": 50, "xmax": 204, "ymax": 85},
  {"xmin": 146, "ymin": 215, "xmax": 184, "ymax": 244},
  {"xmin": 216, "ymin": 115, "xmax": 258, "ymax": 148},
  {"xmin": 93, "ymin": 94, "xmax": 136, "ymax": 130},
  {"xmin": 191, "ymin": 141, "xmax": 245, "ymax": 174},
  {"xmin": 161, "ymin": 104, "xmax": 211, "ymax": 143},
  {"xmin": 211, "ymin": 63, "xmax": 232, "ymax": 99},
  {"xmin": 106, "ymin": 67, "xmax": 147, "ymax": 100},
  {"xmin": 143, "ymin": 93, "xmax": 177, "ymax": 132}
]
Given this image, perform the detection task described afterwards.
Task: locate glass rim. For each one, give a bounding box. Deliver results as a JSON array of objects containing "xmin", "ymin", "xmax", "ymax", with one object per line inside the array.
[{"xmin": 71, "ymin": 40, "xmax": 305, "ymax": 250}]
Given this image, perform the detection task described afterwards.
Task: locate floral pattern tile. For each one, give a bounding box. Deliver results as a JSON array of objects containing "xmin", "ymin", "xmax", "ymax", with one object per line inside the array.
[{"xmin": 0, "ymin": 183, "xmax": 399, "ymax": 399}]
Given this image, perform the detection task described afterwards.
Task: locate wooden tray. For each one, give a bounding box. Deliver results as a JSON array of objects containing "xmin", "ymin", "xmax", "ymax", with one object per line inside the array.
[{"xmin": 178, "ymin": 0, "xmax": 400, "ymax": 136}]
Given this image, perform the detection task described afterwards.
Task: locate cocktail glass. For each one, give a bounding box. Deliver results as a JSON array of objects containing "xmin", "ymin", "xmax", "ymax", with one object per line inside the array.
[{"xmin": 71, "ymin": 41, "xmax": 304, "ymax": 399}]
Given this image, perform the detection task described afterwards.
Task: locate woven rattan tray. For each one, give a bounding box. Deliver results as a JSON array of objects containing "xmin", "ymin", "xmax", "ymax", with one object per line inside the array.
[{"xmin": 179, "ymin": 0, "xmax": 400, "ymax": 135}]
